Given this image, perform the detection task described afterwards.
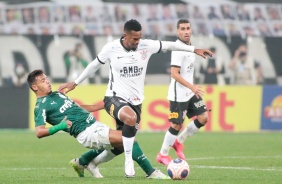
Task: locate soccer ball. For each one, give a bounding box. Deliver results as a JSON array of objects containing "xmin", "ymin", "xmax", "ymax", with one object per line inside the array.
[{"xmin": 167, "ymin": 158, "xmax": 190, "ymax": 180}]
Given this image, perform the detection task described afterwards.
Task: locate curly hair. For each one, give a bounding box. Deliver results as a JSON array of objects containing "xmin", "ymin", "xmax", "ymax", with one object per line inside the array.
[{"xmin": 124, "ymin": 19, "xmax": 142, "ymax": 33}]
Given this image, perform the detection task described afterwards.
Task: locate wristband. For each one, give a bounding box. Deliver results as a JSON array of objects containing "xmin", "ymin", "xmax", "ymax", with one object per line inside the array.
[{"xmin": 48, "ymin": 120, "xmax": 68, "ymax": 135}]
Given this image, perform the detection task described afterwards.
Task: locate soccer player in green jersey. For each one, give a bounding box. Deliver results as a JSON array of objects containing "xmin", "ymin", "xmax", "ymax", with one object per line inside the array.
[{"xmin": 27, "ymin": 69, "xmax": 169, "ymax": 179}]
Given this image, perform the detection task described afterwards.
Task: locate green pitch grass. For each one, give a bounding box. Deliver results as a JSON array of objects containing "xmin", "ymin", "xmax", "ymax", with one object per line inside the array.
[{"xmin": 0, "ymin": 131, "xmax": 281, "ymax": 184}]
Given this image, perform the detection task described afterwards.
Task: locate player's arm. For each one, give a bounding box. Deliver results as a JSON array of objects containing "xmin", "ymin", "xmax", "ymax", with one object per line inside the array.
[
  {"xmin": 80, "ymin": 102, "xmax": 105, "ymax": 112},
  {"xmin": 171, "ymin": 66, "xmax": 204, "ymax": 98},
  {"xmin": 35, "ymin": 117, "xmax": 72, "ymax": 139},
  {"xmin": 161, "ymin": 41, "xmax": 214, "ymax": 59},
  {"xmin": 58, "ymin": 42, "xmax": 111, "ymax": 93},
  {"xmin": 58, "ymin": 59, "xmax": 102, "ymax": 93}
]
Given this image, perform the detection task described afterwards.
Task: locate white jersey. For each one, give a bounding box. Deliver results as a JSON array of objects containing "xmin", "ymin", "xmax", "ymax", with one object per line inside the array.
[
  {"xmin": 97, "ymin": 37, "xmax": 162, "ymax": 105},
  {"xmin": 167, "ymin": 39, "xmax": 196, "ymax": 102}
]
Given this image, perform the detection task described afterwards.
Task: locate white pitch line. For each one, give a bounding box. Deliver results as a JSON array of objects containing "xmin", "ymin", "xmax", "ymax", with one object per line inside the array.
[
  {"xmin": 187, "ymin": 155, "xmax": 282, "ymax": 161},
  {"xmin": 192, "ymin": 165, "xmax": 282, "ymax": 172}
]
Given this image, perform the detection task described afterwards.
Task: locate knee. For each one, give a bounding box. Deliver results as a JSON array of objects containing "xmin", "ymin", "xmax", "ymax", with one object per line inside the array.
[
  {"xmin": 171, "ymin": 123, "xmax": 182, "ymax": 131},
  {"xmin": 198, "ymin": 113, "xmax": 209, "ymax": 126},
  {"xmin": 123, "ymin": 113, "xmax": 137, "ymax": 126}
]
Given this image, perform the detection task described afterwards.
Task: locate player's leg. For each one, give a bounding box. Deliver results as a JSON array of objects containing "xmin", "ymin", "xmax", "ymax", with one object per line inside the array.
[
  {"xmin": 69, "ymin": 149, "xmax": 103, "ymax": 177},
  {"xmin": 176, "ymin": 95, "xmax": 208, "ymax": 153},
  {"xmin": 90, "ymin": 141, "xmax": 169, "ymax": 179},
  {"xmin": 104, "ymin": 96, "xmax": 141, "ymax": 177},
  {"xmin": 157, "ymin": 101, "xmax": 187, "ymax": 165}
]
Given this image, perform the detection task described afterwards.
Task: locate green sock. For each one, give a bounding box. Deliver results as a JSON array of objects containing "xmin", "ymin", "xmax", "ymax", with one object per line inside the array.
[
  {"xmin": 132, "ymin": 142, "xmax": 155, "ymax": 176},
  {"xmin": 79, "ymin": 149, "xmax": 104, "ymax": 166}
]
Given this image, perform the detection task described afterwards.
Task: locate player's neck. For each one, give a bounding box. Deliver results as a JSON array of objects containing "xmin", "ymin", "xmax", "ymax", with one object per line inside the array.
[
  {"xmin": 178, "ymin": 37, "xmax": 190, "ymax": 45},
  {"xmin": 36, "ymin": 91, "xmax": 52, "ymax": 98}
]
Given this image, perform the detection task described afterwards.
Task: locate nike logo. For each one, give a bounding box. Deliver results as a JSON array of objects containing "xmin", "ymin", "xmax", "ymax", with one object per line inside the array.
[
  {"xmin": 51, "ymin": 101, "xmax": 57, "ymax": 105},
  {"xmin": 117, "ymin": 56, "xmax": 124, "ymax": 59}
]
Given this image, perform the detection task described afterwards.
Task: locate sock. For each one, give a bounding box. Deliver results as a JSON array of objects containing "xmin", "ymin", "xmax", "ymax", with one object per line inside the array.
[
  {"xmin": 160, "ymin": 127, "xmax": 179, "ymax": 156},
  {"xmin": 78, "ymin": 149, "xmax": 104, "ymax": 166},
  {"xmin": 92, "ymin": 150, "xmax": 116, "ymax": 165},
  {"xmin": 122, "ymin": 124, "xmax": 136, "ymax": 161},
  {"xmin": 132, "ymin": 142, "xmax": 155, "ymax": 176},
  {"xmin": 177, "ymin": 120, "xmax": 199, "ymax": 144}
]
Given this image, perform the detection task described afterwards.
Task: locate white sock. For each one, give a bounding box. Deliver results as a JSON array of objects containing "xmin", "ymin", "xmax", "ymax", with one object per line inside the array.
[
  {"xmin": 122, "ymin": 136, "xmax": 135, "ymax": 161},
  {"xmin": 177, "ymin": 121, "xmax": 199, "ymax": 144},
  {"xmin": 92, "ymin": 150, "xmax": 116, "ymax": 165},
  {"xmin": 160, "ymin": 130, "xmax": 177, "ymax": 156}
]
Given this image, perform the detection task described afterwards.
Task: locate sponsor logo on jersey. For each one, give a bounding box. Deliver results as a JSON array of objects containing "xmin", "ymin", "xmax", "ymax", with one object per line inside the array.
[
  {"xmin": 109, "ymin": 104, "xmax": 115, "ymax": 117},
  {"xmin": 120, "ymin": 66, "xmax": 143, "ymax": 78},
  {"xmin": 140, "ymin": 50, "xmax": 148, "ymax": 60},
  {"xmin": 194, "ymin": 100, "xmax": 205, "ymax": 108},
  {"xmin": 86, "ymin": 114, "xmax": 94, "ymax": 123},
  {"xmin": 169, "ymin": 112, "xmax": 179, "ymax": 119},
  {"xmin": 59, "ymin": 99, "xmax": 73, "ymax": 113}
]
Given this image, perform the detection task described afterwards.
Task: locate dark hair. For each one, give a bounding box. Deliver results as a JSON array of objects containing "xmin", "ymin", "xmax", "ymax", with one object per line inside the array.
[
  {"xmin": 124, "ymin": 19, "xmax": 142, "ymax": 33},
  {"xmin": 27, "ymin": 69, "xmax": 44, "ymax": 91},
  {"xmin": 177, "ymin": 19, "xmax": 190, "ymax": 29}
]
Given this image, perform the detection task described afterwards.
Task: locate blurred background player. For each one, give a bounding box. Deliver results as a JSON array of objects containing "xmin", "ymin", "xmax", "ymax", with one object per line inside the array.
[{"xmin": 156, "ymin": 19, "xmax": 210, "ymax": 166}]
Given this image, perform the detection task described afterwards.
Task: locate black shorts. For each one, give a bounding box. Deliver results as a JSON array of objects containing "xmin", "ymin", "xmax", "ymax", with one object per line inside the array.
[
  {"xmin": 169, "ymin": 95, "xmax": 207, "ymax": 124},
  {"xmin": 104, "ymin": 96, "xmax": 142, "ymax": 130}
]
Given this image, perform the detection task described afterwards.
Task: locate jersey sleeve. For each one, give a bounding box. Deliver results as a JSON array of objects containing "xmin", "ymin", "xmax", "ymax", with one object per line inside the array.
[
  {"xmin": 171, "ymin": 51, "xmax": 183, "ymax": 67},
  {"xmin": 34, "ymin": 104, "xmax": 47, "ymax": 127},
  {"xmin": 145, "ymin": 39, "xmax": 162, "ymax": 54},
  {"xmin": 97, "ymin": 42, "xmax": 112, "ymax": 64}
]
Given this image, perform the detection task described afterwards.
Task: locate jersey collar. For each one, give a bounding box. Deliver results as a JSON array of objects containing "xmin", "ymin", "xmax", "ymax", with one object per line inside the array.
[{"xmin": 120, "ymin": 37, "xmax": 137, "ymax": 52}]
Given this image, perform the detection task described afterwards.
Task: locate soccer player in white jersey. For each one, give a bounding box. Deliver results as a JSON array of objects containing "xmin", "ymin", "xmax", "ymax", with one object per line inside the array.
[
  {"xmin": 156, "ymin": 19, "xmax": 210, "ymax": 166},
  {"xmin": 58, "ymin": 19, "xmax": 213, "ymax": 177}
]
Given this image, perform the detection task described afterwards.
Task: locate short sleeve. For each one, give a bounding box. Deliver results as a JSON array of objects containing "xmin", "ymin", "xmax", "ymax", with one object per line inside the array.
[
  {"xmin": 144, "ymin": 39, "xmax": 162, "ymax": 54},
  {"xmin": 97, "ymin": 42, "xmax": 112, "ymax": 64},
  {"xmin": 34, "ymin": 104, "xmax": 46, "ymax": 127},
  {"xmin": 171, "ymin": 51, "xmax": 184, "ymax": 67}
]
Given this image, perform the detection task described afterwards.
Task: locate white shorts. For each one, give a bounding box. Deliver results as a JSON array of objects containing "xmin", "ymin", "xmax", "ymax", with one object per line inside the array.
[{"xmin": 76, "ymin": 121, "xmax": 112, "ymax": 150}]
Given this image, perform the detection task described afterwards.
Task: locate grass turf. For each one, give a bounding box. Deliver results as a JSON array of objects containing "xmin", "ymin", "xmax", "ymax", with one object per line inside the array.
[{"xmin": 0, "ymin": 131, "xmax": 281, "ymax": 184}]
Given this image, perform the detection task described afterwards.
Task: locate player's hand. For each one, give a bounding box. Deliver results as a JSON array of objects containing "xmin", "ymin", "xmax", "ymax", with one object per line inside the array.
[
  {"xmin": 62, "ymin": 116, "xmax": 72, "ymax": 128},
  {"xmin": 66, "ymin": 120, "xmax": 72, "ymax": 128},
  {"xmin": 58, "ymin": 82, "xmax": 77, "ymax": 94},
  {"xmin": 194, "ymin": 49, "xmax": 214, "ymax": 59},
  {"xmin": 191, "ymin": 85, "xmax": 204, "ymax": 99}
]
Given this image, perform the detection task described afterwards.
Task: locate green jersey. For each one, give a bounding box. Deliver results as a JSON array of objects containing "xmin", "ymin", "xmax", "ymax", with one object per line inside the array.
[{"xmin": 34, "ymin": 91, "xmax": 96, "ymax": 137}]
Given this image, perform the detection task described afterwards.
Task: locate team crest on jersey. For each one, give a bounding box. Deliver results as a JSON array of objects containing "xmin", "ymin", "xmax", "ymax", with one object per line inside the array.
[{"xmin": 140, "ymin": 50, "xmax": 148, "ymax": 60}]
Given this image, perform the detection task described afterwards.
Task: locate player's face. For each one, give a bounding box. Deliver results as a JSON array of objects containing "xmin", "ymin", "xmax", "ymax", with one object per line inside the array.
[
  {"xmin": 32, "ymin": 74, "xmax": 52, "ymax": 97},
  {"xmin": 123, "ymin": 30, "xmax": 142, "ymax": 50},
  {"xmin": 177, "ymin": 23, "xmax": 192, "ymax": 44}
]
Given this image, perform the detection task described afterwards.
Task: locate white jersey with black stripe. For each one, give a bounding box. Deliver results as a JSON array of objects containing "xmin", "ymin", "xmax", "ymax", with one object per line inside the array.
[
  {"xmin": 97, "ymin": 37, "xmax": 162, "ymax": 105},
  {"xmin": 167, "ymin": 39, "xmax": 196, "ymax": 102}
]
